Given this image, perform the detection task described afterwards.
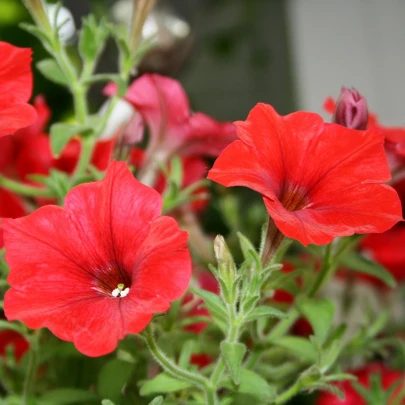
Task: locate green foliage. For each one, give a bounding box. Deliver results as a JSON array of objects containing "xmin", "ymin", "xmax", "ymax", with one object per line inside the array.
[
  {"xmin": 139, "ymin": 373, "xmax": 192, "ymax": 396},
  {"xmin": 36, "ymin": 59, "xmax": 68, "ymax": 86},
  {"xmin": 339, "ymin": 251, "xmax": 396, "ymax": 288},
  {"xmin": 78, "ymin": 15, "xmax": 109, "ymax": 73},
  {"xmin": 97, "ymin": 359, "xmax": 134, "ymax": 403},
  {"xmin": 37, "ymin": 389, "xmax": 98, "ymax": 405},
  {"xmin": 236, "ymin": 369, "xmax": 276, "ymax": 401},
  {"xmin": 50, "ymin": 123, "xmax": 91, "ymax": 157},
  {"xmin": 220, "ymin": 342, "xmax": 246, "ymax": 384},
  {"xmin": 297, "ymin": 297, "xmax": 335, "ymax": 344}
]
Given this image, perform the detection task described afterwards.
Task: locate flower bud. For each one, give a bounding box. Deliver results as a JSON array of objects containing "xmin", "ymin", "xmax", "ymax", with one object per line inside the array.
[
  {"xmin": 333, "ymin": 87, "xmax": 368, "ymax": 130},
  {"xmin": 98, "ymin": 99, "xmax": 136, "ymax": 140},
  {"xmin": 46, "ymin": 4, "xmax": 76, "ymax": 45}
]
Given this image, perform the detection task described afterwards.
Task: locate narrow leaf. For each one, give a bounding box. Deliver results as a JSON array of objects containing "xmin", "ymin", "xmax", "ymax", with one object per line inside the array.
[
  {"xmin": 50, "ymin": 123, "xmax": 88, "ymax": 157},
  {"xmin": 238, "ymin": 369, "xmax": 276, "ymax": 401},
  {"xmin": 339, "ymin": 252, "xmax": 396, "ymax": 288},
  {"xmin": 220, "ymin": 342, "xmax": 246, "ymax": 384},
  {"xmin": 275, "ymin": 336, "xmax": 317, "ymax": 363},
  {"xmin": 37, "ymin": 59, "xmax": 68, "ymax": 86},
  {"xmin": 245, "ymin": 305, "xmax": 286, "ymax": 322},
  {"xmin": 140, "ymin": 373, "xmax": 191, "ymax": 396},
  {"xmin": 191, "ymin": 287, "xmax": 227, "ymax": 321},
  {"xmin": 297, "ymin": 297, "xmax": 335, "ymax": 345},
  {"xmin": 148, "ymin": 397, "xmax": 164, "ymax": 405}
]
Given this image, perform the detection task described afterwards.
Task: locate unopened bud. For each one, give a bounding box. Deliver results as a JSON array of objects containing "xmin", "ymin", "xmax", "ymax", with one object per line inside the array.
[
  {"xmin": 46, "ymin": 4, "xmax": 76, "ymax": 45},
  {"xmin": 213, "ymin": 235, "xmax": 237, "ymax": 304},
  {"xmin": 333, "ymin": 87, "xmax": 368, "ymax": 130},
  {"xmin": 98, "ymin": 99, "xmax": 137, "ymax": 140}
]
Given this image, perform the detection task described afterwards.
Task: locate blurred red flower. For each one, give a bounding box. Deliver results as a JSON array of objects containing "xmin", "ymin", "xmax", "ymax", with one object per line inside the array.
[
  {"xmin": 0, "ymin": 330, "xmax": 29, "ymax": 361},
  {"xmin": 130, "ymin": 147, "xmax": 209, "ymax": 212},
  {"xmin": 360, "ymin": 225, "xmax": 405, "ymax": 283},
  {"xmin": 0, "ymin": 42, "xmax": 37, "ymax": 137},
  {"xmin": 0, "ymin": 189, "xmax": 25, "ymax": 248},
  {"xmin": 3, "ymin": 161, "xmax": 191, "ymax": 357},
  {"xmin": 105, "ymin": 74, "xmax": 236, "ymax": 159},
  {"xmin": 208, "ymin": 103, "xmax": 402, "ymax": 246},
  {"xmin": 316, "ymin": 363, "xmax": 405, "ymax": 405}
]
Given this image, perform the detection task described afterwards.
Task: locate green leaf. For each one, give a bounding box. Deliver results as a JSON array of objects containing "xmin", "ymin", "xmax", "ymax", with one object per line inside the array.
[
  {"xmin": 140, "ymin": 373, "xmax": 191, "ymax": 396},
  {"xmin": 0, "ymin": 320, "xmax": 24, "ymax": 333},
  {"xmin": 319, "ymin": 340, "xmax": 342, "ymax": 373},
  {"xmin": 237, "ymin": 232, "xmax": 261, "ymax": 265},
  {"xmin": 237, "ymin": 369, "xmax": 276, "ymax": 401},
  {"xmin": 148, "ymin": 397, "xmax": 164, "ymax": 405},
  {"xmin": 275, "ymin": 337, "xmax": 317, "ymax": 363},
  {"xmin": 101, "ymin": 401, "xmax": 116, "ymax": 405},
  {"xmin": 221, "ymin": 342, "xmax": 246, "ymax": 384},
  {"xmin": 97, "ymin": 359, "xmax": 134, "ymax": 403},
  {"xmin": 169, "ymin": 156, "xmax": 183, "ymax": 189},
  {"xmin": 50, "ymin": 123, "xmax": 88, "ymax": 157},
  {"xmin": 339, "ymin": 252, "xmax": 396, "ymax": 288},
  {"xmin": 20, "ymin": 23, "xmax": 54, "ymax": 52},
  {"xmin": 37, "ymin": 59, "xmax": 68, "ymax": 86},
  {"xmin": 178, "ymin": 340, "xmax": 194, "ymax": 369},
  {"xmin": 38, "ymin": 389, "xmax": 98, "ymax": 405},
  {"xmin": 297, "ymin": 297, "xmax": 335, "ymax": 344},
  {"xmin": 191, "ymin": 287, "xmax": 227, "ymax": 321},
  {"xmin": 79, "ymin": 15, "xmax": 109, "ymax": 65},
  {"xmin": 245, "ymin": 305, "xmax": 286, "ymax": 322}
]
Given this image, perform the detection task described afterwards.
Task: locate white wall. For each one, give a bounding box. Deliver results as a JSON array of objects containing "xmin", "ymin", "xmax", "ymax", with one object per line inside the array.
[{"xmin": 287, "ymin": 0, "xmax": 405, "ymax": 125}]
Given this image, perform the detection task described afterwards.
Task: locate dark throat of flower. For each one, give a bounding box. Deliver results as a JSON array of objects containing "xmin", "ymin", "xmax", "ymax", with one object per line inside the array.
[
  {"xmin": 261, "ymin": 184, "xmax": 311, "ymax": 266},
  {"xmin": 93, "ymin": 263, "xmax": 132, "ymax": 298}
]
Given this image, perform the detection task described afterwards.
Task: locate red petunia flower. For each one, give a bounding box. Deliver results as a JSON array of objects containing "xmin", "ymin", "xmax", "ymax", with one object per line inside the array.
[
  {"xmin": 0, "ymin": 42, "xmax": 37, "ymax": 137},
  {"xmin": 105, "ymin": 74, "xmax": 236, "ymax": 159},
  {"xmin": 3, "ymin": 161, "xmax": 191, "ymax": 357},
  {"xmin": 208, "ymin": 103, "xmax": 403, "ymax": 246},
  {"xmin": 316, "ymin": 363, "xmax": 405, "ymax": 405},
  {"xmin": 0, "ymin": 96, "xmax": 114, "ymax": 187}
]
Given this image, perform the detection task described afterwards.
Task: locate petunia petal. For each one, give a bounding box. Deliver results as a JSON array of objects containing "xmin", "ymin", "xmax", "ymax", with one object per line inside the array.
[{"xmin": 131, "ymin": 216, "xmax": 191, "ymax": 312}]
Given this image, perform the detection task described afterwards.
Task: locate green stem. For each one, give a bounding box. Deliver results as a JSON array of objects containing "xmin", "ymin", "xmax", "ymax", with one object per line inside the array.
[
  {"xmin": 22, "ymin": 330, "xmax": 41, "ymax": 405},
  {"xmin": 0, "ymin": 175, "xmax": 53, "ymax": 197},
  {"xmin": 210, "ymin": 304, "xmax": 240, "ymax": 387},
  {"xmin": 210, "ymin": 358, "xmax": 225, "ymax": 387},
  {"xmin": 72, "ymin": 136, "xmax": 96, "ymax": 181},
  {"xmin": 143, "ymin": 324, "xmax": 209, "ymax": 389},
  {"xmin": 273, "ymin": 380, "xmax": 302, "ymax": 405},
  {"xmin": 307, "ymin": 244, "xmax": 334, "ymax": 297},
  {"xmin": 71, "ymin": 85, "xmax": 88, "ymax": 125}
]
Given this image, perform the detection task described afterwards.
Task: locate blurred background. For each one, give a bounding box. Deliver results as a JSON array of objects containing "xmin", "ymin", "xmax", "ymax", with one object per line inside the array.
[{"xmin": 1, "ymin": 0, "xmax": 404, "ymax": 125}]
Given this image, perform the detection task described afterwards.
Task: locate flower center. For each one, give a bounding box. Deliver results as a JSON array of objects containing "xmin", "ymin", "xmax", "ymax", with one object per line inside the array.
[
  {"xmin": 92, "ymin": 263, "xmax": 132, "ymax": 297},
  {"xmin": 280, "ymin": 183, "xmax": 312, "ymax": 212},
  {"xmin": 111, "ymin": 283, "xmax": 130, "ymax": 298}
]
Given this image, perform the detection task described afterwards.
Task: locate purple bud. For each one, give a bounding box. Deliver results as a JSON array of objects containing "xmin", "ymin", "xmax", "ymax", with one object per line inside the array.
[{"xmin": 333, "ymin": 87, "xmax": 368, "ymax": 130}]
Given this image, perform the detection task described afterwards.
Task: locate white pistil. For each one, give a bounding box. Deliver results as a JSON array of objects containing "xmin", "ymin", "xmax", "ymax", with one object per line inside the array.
[{"xmin": 111, "ymin": 284, "xmax": 130, "ymax": 298}]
